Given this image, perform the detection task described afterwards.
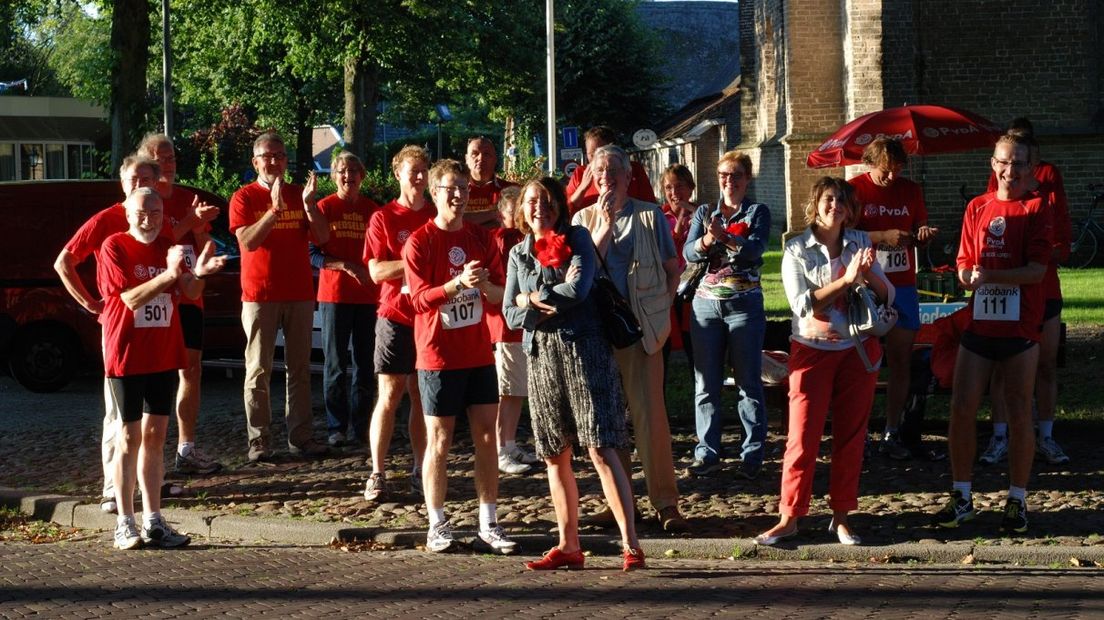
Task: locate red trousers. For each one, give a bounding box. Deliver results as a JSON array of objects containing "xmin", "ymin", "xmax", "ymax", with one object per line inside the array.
[{"xmin": 779, "ymin": 338, "xmax": 880, "ymax": 517}]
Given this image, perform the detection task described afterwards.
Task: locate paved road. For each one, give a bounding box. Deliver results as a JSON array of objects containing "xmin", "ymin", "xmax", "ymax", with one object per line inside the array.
[{"xmin": 1, "ymin": 539, "xmax": 1101, "ymax": 618}]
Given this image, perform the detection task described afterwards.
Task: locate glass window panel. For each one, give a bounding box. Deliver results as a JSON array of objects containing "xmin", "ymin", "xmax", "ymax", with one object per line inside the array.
[
  {"xmin": 46, "ymin": 144, "xmax": 65, "ymax": 179},
  {"xmin": 0, "ymin": 143, "xmax": 15, "ymax": 181},
  {"xmin": 20, "ymin": 144, "xmax": 45, "ymax": 180}
]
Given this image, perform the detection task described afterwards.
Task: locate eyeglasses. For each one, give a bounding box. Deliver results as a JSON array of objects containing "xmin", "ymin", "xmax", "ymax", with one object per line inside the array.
[
  {"xmin": 718, "ymin": 171, "xmax": 746, "ymax": 180},
  {"xmin": 436, "ymin": 185, "xmax": 470, "ymax": 194},
  {"xmin": 254, "ymin": 152, "xmax": 287, "ymax": 162},
  {"xmin": 992, "ymin": 158, "xmax": 1031, "ymax": 170}
]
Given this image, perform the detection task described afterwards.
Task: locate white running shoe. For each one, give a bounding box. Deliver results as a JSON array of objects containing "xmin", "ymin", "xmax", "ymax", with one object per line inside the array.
[
  {"xmin": 1036, "ymin": 436, "xmax": 1071, "ymax": 465},
  {"xmin": 113, "ymin": 517, "xmax": 142, "ymax": 550},
  {"xmin": 426, "ymin": 520, "xmax": 456, "ymax": 553},
  {"xmin": 498, "ymin": 448, "xmax": 532, "ymax": 474},
  {"xmin": 979, "ymin": 434, "xmax": 1008, "ymax": 465},
  {"xmin": 476, "ymin": 524, "xmax": 518, "ymax": 555}
]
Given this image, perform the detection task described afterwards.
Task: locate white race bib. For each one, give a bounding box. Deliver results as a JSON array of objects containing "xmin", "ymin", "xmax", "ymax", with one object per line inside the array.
[
  {"xmin": 439, "ymin": 288, "xmax": 483, "ymax": 330},
  {"xmin": 135, "ymin": 293, "xmax": 173, "ymax": 328},
  {"xmin": 181, "ymin": 245, "xmax": 197, "ymax": 270},
  {"xmin": 876, "ymin": 244, "xmax": 910, "ymax": 273},
  {"xmin": 973, "ymin": 284, "xmax": 1020, "ymax": 321}
]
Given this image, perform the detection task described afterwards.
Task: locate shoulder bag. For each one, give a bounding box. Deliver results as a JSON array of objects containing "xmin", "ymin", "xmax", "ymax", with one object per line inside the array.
[
  {"xmin": 847, "ymin": 283, "xmax": 898, "ymax": 372},
  {"xmin": 591, "ymin": 243, "xmax": 643, "ymax": 349}
]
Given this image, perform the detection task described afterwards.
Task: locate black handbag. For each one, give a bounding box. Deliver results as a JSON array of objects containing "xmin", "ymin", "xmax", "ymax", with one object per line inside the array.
[
  {"xmin": 676, "ymin": 261, "xmax": 708, "ymax": 302},
  {"xmin": 592, "ymin": 245, "xmax": 643, "ymax": 349}
]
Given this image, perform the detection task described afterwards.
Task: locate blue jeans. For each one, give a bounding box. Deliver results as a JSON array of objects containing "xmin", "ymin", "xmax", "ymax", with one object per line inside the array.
[
  {"xmin": 690, "ymin": 294, "xmax": 767, "ymax": 467},
  {"xmin": 319, "ymin": 302, "xmax": 377, "ymax": 437}
]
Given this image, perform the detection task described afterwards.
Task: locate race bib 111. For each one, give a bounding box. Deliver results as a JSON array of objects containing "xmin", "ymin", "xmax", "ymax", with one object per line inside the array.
[{"xmin": 973, "ymin": 284, "xmax": 1020, "ymax": 321}]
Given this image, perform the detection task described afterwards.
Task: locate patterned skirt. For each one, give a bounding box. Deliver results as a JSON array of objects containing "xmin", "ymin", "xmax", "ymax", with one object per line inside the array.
[{"xmin": 526, "ymin": 329, "xmax": 629, "ymax": 459}]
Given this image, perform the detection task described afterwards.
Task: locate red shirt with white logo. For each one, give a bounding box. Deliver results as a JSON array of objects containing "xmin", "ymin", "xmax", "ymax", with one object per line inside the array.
[
  {"xmin": 851, "ymin": 172, "xmax": 927, "ymax": 287},
  {"xmin": 485, "ymin": 227, "xmax": 524, "ymax": 344},
  {"xmin": 403, "ymin": 220, "xmax": 502, "ymax": 370},
  {"xmin": 161, "ymin": 186, "xmax": 207, "ymax": 309},
  {"xmin": 316, "ymin": 193, "xmax": 380, "ymax": 304},
  {"xmin": 363, "ymin": 200, "xmax": 435, "ymax": 326},
  {"xmin": 465, "ymin": 176, "xmax": 517, "ymax": 225},
  {"xmin": 65, "ymin": 203, "xmax": 173, "ymax": 298},
  {"xmin": 97, "ymin": 233, "xmax": 187, "ymax": 377},
  {"xmin": 229, "ymin": 182, "xmax": 316, "ymax": 303},
  {"xmin": 957, "ymin": 192, "xmax": 1053, "ymax": 341}
]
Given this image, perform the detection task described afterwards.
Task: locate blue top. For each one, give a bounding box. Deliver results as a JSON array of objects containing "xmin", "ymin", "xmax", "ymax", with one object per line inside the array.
[{"xmin": 683, "ymin": 197, "xmax": 771, "ymax": 300}]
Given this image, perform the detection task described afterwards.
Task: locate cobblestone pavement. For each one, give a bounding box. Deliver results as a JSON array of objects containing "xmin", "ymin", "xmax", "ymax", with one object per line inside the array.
[
  {"xmin": 1, "ymin": 327, "xmax": 1102, "ymax": 549},
  {"xmin": 1, "ymin": 538, "xmax": 1102, "ymax": 618}
]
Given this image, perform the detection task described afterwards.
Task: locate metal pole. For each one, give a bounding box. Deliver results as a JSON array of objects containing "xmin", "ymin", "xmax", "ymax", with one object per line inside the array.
[
  {"xmin": 161, "ymin": 0, "xmax": 172, "ymax": 136},
  {"xmin": 546, "ymin": 0, "xmax": 556, "ymax": 174}
]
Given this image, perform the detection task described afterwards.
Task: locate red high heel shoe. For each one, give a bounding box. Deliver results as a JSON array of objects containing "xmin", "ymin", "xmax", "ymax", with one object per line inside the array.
[
  {"xmin": 525, "ymin": 547, "xmax": 585, "ymax": 571},
  {"xmin": 622, "ymin": 546, "xmax": 646, "ymax": 571}
]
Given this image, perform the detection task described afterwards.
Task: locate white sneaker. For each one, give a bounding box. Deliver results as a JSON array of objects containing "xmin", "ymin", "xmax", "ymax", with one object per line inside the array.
[
  {"xmin": 140, "ymin": 515, "xmax": 191, "ymax": 548},
  {"xmin": 509, "ymin": 444, "xmax": 540, "ymax": 465},
  {"xmin": 100, "ymin": 497, "xmax": 118, "ymax": 514},
  {"xmin": 498, "ymin": 448, "xmax": 532, "ymax": 474},
  {"xmin": 113, "ymin": 517, "xmax": 142, "ymax": 550},
  {"xmin": 426, "ymin": 520, "xmax": 456, "ymax": 553},
  {"xmin": 979, "ymin": 434, "xmax": 1008, "ymax": 465},
  {"xmin": 476, "ymin": 524, "xmax": 518, "ymax": 555},
  {"xmin": 1036, "ymin": 436, "xmax": 1070, "ymax": 465}
]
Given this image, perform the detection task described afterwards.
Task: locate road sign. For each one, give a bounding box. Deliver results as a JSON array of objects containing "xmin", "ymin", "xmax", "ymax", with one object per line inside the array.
[
  {"xmin": 633, "ymin": 128, "xmax": 657, "ymax": 149},
  {"xmin": 562, "ymin": 126, "xmax": 579, "ymax": 149},
  {"xmin": 563, "ymin": 161, "xmax": 579, "ymax": 177},
  {"xmin": 560, "ymin": 147, "xmax": 583, "ymax": 162}
]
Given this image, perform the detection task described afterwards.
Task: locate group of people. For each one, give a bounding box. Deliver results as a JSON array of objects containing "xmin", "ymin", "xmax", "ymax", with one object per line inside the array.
[{"xmin": 57, "ymin": 118, "xmax": 1070, "ymax": 562}]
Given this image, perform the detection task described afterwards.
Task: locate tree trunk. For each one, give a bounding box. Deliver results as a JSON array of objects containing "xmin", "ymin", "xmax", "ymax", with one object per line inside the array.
[
  {"xmin": 109, "ymin": 0, "xmax": 151, "ymax": 171},
  {"xmin": 342, "ymin": 56, "xmax": 381, "ymax": 167},
  {"xmin": 293, "ymin": 92, "xmax": 313, "ymax": 184}
]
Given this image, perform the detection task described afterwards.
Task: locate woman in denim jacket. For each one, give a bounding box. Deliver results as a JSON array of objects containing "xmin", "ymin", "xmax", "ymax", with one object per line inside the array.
[
  {"xmin": 503, "ymin": 177, "xmax": 643, "ymax": 571},
  {"xmin": 755, "ymin": 177, "xmax": 894, "ymax": 547},
  {"xmin": 682, "ymin": 150, "xmax": 771, "ymax": 480}
]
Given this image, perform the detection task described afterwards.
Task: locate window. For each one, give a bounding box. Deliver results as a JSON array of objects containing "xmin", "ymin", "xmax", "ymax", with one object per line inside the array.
[
  {"xmin": 0, "ymin": 143, "xmax": 14, "ymax": 181},
  {"xmin": 20, "ymin": 144, "xmax": 45, "ymax": 180},
  {"xmin": 66, "ymin": 144, "xmax": 94, "ymax": 179},
  {"xmin": 46, "ymin": 144, "xmax": 65, "ymax": 179}
]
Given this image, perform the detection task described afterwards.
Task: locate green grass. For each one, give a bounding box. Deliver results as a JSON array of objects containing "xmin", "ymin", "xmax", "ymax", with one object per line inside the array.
[{"xmin": 1055, "ymin": 267, "xmax": 1104, "ymax": 325}]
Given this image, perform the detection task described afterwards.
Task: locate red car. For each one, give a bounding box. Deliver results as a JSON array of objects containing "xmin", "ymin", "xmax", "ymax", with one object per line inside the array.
[{"xmin": 0, "ymin": 180, "xmax": 244, "ymax": 392}]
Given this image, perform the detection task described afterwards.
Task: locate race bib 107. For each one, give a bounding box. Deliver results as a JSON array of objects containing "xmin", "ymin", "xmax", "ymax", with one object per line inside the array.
[{"xmin": 440, "ymin": 288, "xmax": 483, "ymax": 330}]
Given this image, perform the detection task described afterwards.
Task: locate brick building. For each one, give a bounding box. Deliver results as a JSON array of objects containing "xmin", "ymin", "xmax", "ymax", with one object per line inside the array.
[{"xmin": 736, "ymin": 0, "xmax": 1104, "ymax": 238}]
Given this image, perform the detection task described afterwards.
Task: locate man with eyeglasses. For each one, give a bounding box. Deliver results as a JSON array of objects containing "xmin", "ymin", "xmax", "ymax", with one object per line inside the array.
[
  {"xmin": 566, "ymin": 125, "xmax": 656, "ymax": 216},
  {"xmin": 932, "ymin": 133, "xmax": 1053, "ymax": 535},
  {"xmin": 464, "ymin": 136, "xmax": 517, "ymax": 227},
  {"xmin": 402, "ymin": 158, "xmax": 514, "ymax": 555},
  {"xmin": 230, "ymin": 131, "xmax": 331, "ymax": 462}
]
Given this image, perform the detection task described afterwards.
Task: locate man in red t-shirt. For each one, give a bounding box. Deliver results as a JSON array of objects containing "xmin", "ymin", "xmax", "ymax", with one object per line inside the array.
[
  {"xmin": 981, "ymin": 119, "xmax": 1073, "ymax": 467},
  {"xmin": 310, "ymin": 152, "xmax": 380, "ymax": 448},
  {"xmin": 230, "ymin": 131, "xmax": 331, "ymax": 462},
  {"xmin": 464, "ymin": 136, "xmax": 518, "ymax": 227},
  {"xmin": 138, "ymin": 133, "xmax": 224, "ymax": 477},
  {"xmin": 850, "ymin": 138, "xmax": 938, "ymax": 460},
  {"xmin": 99, "ymin": 187, "xmax": 225, "ymax": 550},
  {"xmin": 54, "ymin": 155, "xmax": 163, "ymax": 514},
  {"xmin": 932, "ymin": 134, "xmax": 1053, "ymax": 535},
  {"xmin": 403, "ymin": 158, "xmax": 515, "ymax": 555},
  {"xmin": 565, "ymin": 125, "xmax": 656, "ymax": 216},
  {"xmin": 361, "ymin": 145, "xmax": 433, "ymax": 502}
]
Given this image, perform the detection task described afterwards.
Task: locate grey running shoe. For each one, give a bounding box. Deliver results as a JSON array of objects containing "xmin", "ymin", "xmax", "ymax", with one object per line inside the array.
[
  {"xmin": 113, "ymin": 517, "xmax": 142, "ymax": 550},
  {"xmin": 363, "ymin": 472, "xmax": 388, "ymax": 502},
  {"xmin": 426, "ymin": 520, "xmax": 456, "ymax": 553},
  {"xmin": 175, "ymin": 447, "xmax": 223, "ymax": 476},
  {"xmin": 140, "ymin": 516, "xmax": 191, "ymax": 548},
  {"xmin": 931, "ymin": 490, "xmax": 975, "ymax": 528},
  {"xmin": 978, "ymin": 435, "xmax": 1008, "ymax": 465},
  {"xmin": 1036, "ymin": 436, "xmax": 1070, "ymax": 465},
  {"xmin": 509, "ymin": 444, "xmax": 539, "ymax": 465},
  {"xmin": 476, "ymin": 524, "xmax": 518, "ymax": 555},
  {"xmin": 999, "ymin": 496, "xmax": 1029, "ymax": 534}
]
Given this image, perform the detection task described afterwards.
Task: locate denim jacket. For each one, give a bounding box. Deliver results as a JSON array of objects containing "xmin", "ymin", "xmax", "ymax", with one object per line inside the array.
[
  {"xmin": 683, "ymin": 198, "xmax": 771, "ymax": 300},
  {"xmin": 781, "ymin": 227, "xmax": 894, "ymax": 349},
  {"xmin": 503, "ymin": 225, "xmax": 603, "ymax": 354}
]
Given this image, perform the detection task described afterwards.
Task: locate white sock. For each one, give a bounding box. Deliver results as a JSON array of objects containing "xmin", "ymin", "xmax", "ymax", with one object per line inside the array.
[
  {"xmin": 992, "ymin": 423, "xmax": 1008, "ymax": 438},
  {"xmin": 142, "ymin": 511, "xmax": 162, "ymax": 528},
  {"xmin": 884, "ymin": 426, "xmax": 898, "ymax": 435},
  {"xmin": 117, "ymin": 514, "xmax": 135, "ymax": 526},
  {"xmin": 428, "ymin": 507, "xmax": 446, "ymax": 527},
  {"xmin": 952, "ymin": 481, "xmax": 972, "ymax": 503},
  {"xmin": 178, "ymin": 442, "xmax": 194, "ymax": 457},
  {"xmin": 479, "ymin": 502, "xmax": 497, "ymax": 532},
  {"xmin": 1037, "ymin": 420, "xmax": 1054, "ymax": 439},
  {"xmin": 504, "ymin": 440, "xmax": 517, "ymax": 453},
  {"xmin": 1008, "ymin": 486, "xmax": 1027, "ymax": 501}
]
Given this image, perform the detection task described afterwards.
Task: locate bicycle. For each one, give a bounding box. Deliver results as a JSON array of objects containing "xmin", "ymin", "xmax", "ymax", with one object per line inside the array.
[{"xmin": 1064, "ymin": 183, "xmax": 1104, "ymax": 269}]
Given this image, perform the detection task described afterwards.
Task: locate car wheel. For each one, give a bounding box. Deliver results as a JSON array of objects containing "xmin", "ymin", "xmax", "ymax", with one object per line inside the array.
[{"xmin": 7, "ymin": 324, "xmax": 81, "ymax": 393}]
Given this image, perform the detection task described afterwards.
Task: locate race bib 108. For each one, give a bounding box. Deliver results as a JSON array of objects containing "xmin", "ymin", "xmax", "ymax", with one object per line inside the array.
[
  {"xmin": 876, "ymin": 244, "xmax": 910, "ymax": 273},
  {"xmin": 973, "ymin": 284, "xmax": 1020, "ymax": 321}
]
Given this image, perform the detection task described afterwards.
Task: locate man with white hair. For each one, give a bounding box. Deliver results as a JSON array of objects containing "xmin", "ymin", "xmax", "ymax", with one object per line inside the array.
[{"xmin": 98, "ymin": 187, "xmax": 226, "ymax": 549}]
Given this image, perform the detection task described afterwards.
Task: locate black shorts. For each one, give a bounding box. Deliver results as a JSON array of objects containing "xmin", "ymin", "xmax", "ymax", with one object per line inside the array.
[
  {"xmin": 418, "ymin": 365, "xmax": 499, "ymax": 417},
  {"xmin": 374, "ymin": 318, "xmax": 416, "ymax": 375},
  {"xmin": 960, "ymin": 331, "xmax": 1037, "ymax": 362},
  {"xmin": 179, "ymin": 304, "xmax": 204, "ymax": 350},
  {"xmin": 1044, "ymin": 298, "xmax": 1063, "ymax": 321},
  {"xmin": 107, "ymin": 371, "xmax": 178, "ymax": 423}
]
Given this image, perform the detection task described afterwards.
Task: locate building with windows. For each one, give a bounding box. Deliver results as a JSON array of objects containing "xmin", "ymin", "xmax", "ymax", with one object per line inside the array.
[{"xmin": 0, "ymin": 96, "xmax": 108, "ymax": 182}]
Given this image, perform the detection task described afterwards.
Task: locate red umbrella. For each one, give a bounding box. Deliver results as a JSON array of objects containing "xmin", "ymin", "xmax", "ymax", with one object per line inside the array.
[{"xmin": 806, "ymin": 104, "xmax": 1004, "ymax": 168}]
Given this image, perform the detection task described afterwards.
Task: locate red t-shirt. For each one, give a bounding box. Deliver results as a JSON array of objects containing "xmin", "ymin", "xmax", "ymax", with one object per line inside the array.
[
  {"xmin": 316, "ymin": 193, "xmax": 380, "ymax": 304},
  {"xmin": 956, "ymin": 192, "xmax": 1053, "ymax": 341},
  {"xmin": 465, "ymin": 176, "xmax": 518, "ymax": 225},
  {"xmin": 97, "ymin": 233, "xmax": 187, "ymax": 377},
  {"xmin": 403, "ymin": 220, "xmax": 502, "ymax": 370},
  {"xmin": 364, "ymin": 199, "xmax": 436, "ymax": 326},
  {"xmin": 64, "ymin": 203, "xmax": 173, "ymax": 298},
  {"xmin": 851, "ymin": 172, "xmax": 927, "ymax": 287},
  {"xmin": 161, "ymin": 186, "xmax": 208, "ymax": 309},
  {"xmin": 228, "ymin": 182, "xmax": 316, "ymax": 302},
  {"xmin": 485, "ymin": 227, "xmax": 524, "ymax": 344},
  {"xmin": 987, "ymin": 162, "xmax": 1070, "ymax": 301},
  {"xmin": 566, "ymin": 160, "xmax": 656, "ymax": 216}
]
